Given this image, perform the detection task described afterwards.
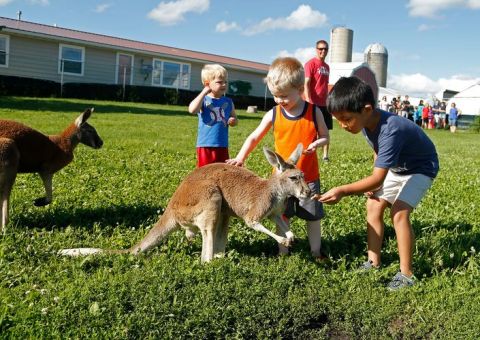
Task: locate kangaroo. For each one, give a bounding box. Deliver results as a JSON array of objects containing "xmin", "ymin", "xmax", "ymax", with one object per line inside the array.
[
  {"xmin": 0, "ymin": 108, "xmax": 103, "ymax": 233},
  {"xmin": 60, "ymin": 144, "xmax": 311, "ymax": 263}
]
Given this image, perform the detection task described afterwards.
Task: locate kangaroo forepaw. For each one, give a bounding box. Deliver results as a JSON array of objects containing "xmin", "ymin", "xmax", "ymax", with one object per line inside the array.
[
  {"xmin": 280, "ymin": 237, "xmax": 293, "ymax": 248},
  {"xmin": 34, "ymin": 197, "xmax": 51, "ymax": 207}
]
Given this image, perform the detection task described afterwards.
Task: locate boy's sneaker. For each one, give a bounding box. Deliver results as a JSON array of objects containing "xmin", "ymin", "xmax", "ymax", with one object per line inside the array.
[
  {"xmin": 322, "ymin": 156, "xmax": 330, "ymax": 162},
  {"xmin": 387, "ymin": 272, "xmax": 416, "ymax": 291},
  {"xmin": 357, "ymin": 260, "xmax": 380, "ymax": 272}
]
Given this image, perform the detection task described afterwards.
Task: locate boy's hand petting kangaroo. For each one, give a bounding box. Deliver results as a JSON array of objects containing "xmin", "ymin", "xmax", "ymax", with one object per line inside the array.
[{"xmin": 0, "ymin": 108, "xmax": 103, "ymax": 233}]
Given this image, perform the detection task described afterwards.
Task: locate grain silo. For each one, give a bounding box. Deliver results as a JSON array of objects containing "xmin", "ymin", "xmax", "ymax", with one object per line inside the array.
[
  {"xmin": 364, "ymin": 43, "xmax": 388, "ymax": 87},
  {"xmin": 329, "ymin": 27, "xmax": 353, "ymax": 63}
]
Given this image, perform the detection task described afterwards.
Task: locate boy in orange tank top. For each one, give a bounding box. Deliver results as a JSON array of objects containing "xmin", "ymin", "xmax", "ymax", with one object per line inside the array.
[{"xmin": 226, "ymin": 57, "xmax": 330, "ymax": 259}]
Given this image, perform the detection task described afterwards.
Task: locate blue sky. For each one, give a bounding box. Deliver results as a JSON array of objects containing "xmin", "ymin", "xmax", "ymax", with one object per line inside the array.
[{"xmin": 1, "ymin": 0, "xmax": 479, "ymax": 97}]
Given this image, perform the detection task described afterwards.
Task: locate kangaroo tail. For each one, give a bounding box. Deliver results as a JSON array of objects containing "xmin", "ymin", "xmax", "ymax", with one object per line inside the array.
[
  {"xmin": 127, "ymin": 212, "xmax": 178, "ymax": 255},
  {"xmin": 58, "ymin": 212, "xmax": 178, "ymax": 257}
]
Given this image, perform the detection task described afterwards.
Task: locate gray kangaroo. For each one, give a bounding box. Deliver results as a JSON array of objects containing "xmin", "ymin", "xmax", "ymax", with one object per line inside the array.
[
  {"xmin": 60, "ymin": 144, "xmax": 311, "ymax": 263},
  {"xmin": 0, "ymin": 108, "xmax": 103, "ymax": 233}
]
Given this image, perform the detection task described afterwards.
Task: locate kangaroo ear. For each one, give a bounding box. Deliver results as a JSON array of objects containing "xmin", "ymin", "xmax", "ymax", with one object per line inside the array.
[
  {"xmin": 287, "ymin": 143, "xmax": 303, "ymax": 165},
  {"xmin": 263, "ymin": 146, "xmax": 288, "ymax": 172},
  {"xmin": 75, "ymin": 108, "xmax": 94, "ymax": 127}
]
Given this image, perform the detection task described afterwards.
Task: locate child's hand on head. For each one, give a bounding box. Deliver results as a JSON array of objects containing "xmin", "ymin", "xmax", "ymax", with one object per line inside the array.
[{"xmin": 203, "ymin": 84, "xmax": 212, "ymax": 94}]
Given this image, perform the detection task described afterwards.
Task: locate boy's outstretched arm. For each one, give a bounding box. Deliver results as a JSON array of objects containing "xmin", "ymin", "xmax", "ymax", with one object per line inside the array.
[
  {"xmin": 317, "ymin": 167, "xmax": 389, "ymax": 204},
  {"xmin": 188, "ymin": 86, "xmax": 211, "ymax": 114},
  {"xmin": 225, "ymin": 110, "xmax": 273, "ymax": 166}
]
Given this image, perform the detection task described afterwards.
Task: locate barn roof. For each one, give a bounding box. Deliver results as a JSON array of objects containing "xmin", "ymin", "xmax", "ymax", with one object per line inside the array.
[{"xmin": 0, "ymin": 16, "xmax": 270, "ymax": 73}]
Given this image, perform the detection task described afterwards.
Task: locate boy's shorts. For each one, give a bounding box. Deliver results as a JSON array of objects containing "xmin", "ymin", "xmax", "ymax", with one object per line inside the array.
[
  {"xmin": 372, "ymin": 171, "xmax": 433, "ymax": 208},
  {"xmin": 284, "ymin": 180, "xmax": 324, "ymax": 221},
  {"xmin": 196, "ymin": 147, "xmax": 229, "ymax": 167}
]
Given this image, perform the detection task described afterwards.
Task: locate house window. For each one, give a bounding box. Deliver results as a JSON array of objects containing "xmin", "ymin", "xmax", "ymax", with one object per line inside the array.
[
  {"xmin": 152, "ymin": 59, "xmax": 190, "ymax": 89},
  {"xmin": 116, "ymin": 53, "xmax": 134, "ymax": 85},
  {"xmin": 0, "ymin": 35, "xmax": 9, "ymax": 67},
  {"xmin": 58, "ymin": 44, "xmax": 84, "ymax": 76}
]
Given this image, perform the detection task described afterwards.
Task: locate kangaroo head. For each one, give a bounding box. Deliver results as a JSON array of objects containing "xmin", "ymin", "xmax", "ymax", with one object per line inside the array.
[
  {"xmin": 263, "ymin": 143, "xmax": 311, "ymax": 199},
  {"xmin": 74, "ymin": 108, "xmax": 103, "ymax": 149}
]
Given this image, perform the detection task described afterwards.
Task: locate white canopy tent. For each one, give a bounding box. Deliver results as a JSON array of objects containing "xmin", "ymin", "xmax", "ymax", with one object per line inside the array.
[{"xmin": 446, "ymin": 82, "xmax": 480, "ymax": 116}]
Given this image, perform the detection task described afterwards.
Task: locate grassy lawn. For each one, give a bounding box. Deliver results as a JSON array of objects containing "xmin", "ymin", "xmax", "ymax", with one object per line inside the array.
[{"xmin": 1, "ymin": 96, "xmax": 479, "ymax": 338}]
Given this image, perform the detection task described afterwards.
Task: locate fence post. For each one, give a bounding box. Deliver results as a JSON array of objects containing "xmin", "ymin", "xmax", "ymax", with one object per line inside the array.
[
  {"xmin": 60, "ymin": 59, "xmax": 64, "ymax": 98},
  {"xmin": 122, "ymin": 66, "xmax": 126, "ymax": 101}
]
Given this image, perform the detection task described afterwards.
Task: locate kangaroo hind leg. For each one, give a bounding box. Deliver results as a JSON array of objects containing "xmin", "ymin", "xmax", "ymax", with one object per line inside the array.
[
  {"xmin": 0, "ymin": 138, "xmax": 20, "ymax": 233},
  {"xmin": 197, "ymin": 191, "xmax": 223, "ymax": 263},
  {"xmin": 213, "ymin": 214, "xmax": 230, "ymax": 258}
]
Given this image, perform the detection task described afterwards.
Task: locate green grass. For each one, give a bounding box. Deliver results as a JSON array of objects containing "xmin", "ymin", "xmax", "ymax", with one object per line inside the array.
[{"xmin": 1, "ymin": 96, "xmax": 479, "ymax": 338}]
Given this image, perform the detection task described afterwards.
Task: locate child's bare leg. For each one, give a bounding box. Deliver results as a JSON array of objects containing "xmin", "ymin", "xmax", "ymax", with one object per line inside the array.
[
  {"xmin": 307, "ymin": 220, "xmax": 321, "ymax": 257},
  {"xmin": 391, "ymin": 200, "xmax": 414, "ymax": 276},
  {"xmin": 366, "ymin": 197, "xmax": 388, "ymax": 266}
]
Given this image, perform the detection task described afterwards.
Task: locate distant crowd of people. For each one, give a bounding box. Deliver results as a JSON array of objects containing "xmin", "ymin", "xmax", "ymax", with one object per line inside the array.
[{"xmin": 378, "ymin": 95, "xmax": 461, "ymax": 133}]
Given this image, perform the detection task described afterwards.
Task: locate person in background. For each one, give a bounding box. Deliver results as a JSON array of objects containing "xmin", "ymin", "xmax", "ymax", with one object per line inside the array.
[
  {"xmin": 401, "ymin": 95, "xmax": 411, "ymax": 120},
  {"xmin": 432, "ymin": 99, "xmax": 441, "ymax": 128},
  {"xmin": 304, "ymin": 39, "xmax": 332, "ymax": 162},
  {"xmin": 422, "ymin": 102, "xmax": 431, "ymax": 129},
  {"xmin": 448, "ymin": 102, "xmax": 461, "ymax": 133},
  {"xmin": 440, "ymin": 101, "xmax": 447, "ymax": 128},
  {"xmin": 379, "ymin": 95, "xmax": 389, "ymax": 111},
  {"xmin": 188, "ymin": 64, "xmax": 238, "ymax": 167},
  {"xmin": 414, "ymin": 100, "xmax": 424, "ymax": 127},
  {"xmin": 389, "ymin": 97, "xmax": 398, "ymax": 114},
  {"xmin": 316, "ymin": 76, "xmax": 439, "ymax": 290},
  {"xmin": 227, "ymin": 57, "xmax": 330, "ymax": 260}
]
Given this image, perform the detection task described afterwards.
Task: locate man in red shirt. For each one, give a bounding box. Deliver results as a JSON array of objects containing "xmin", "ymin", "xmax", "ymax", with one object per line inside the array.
[{"xmin": 304, "ymin": 40, "xmax": 332, "ymax": 162}]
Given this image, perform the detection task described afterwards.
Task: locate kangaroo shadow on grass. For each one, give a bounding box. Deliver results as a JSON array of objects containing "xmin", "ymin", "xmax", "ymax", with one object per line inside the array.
[{"xmin": 11, "ymin": 203, "xmax": 162, "ymax": 231}]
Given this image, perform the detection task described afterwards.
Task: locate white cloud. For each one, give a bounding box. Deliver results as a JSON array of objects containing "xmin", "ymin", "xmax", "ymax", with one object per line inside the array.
[
  {"xmin": 0, "ymin": 0, "xmax": 14, "ymax": 6},
  {"xmin": 30, "ymin": 0, "xmax": 49, "ymax": 5},
  {"xmin": 215, "ymin": 21, "xmax": 240, "ymax": 33},
  {"xmin": 243, "ymin": 5, "xmax": 328, "ymax": 36},
  {"xmin": 408, "ymin": 0, "xmax": 480, "ymax": 17},
  {"xmin": 275, "ymin": 47, "xmax": 315, "ymax": 65},
  {"xmin": 388, "ymin": 73, "xmax": 480, "ymax": 97},
  {"xmin": 94, "ymin": 3, "xmax": 112, "ymax": 13},
  {"xmin": 148, "ymin": 0, "xmax": 209, "ymax": 26}
]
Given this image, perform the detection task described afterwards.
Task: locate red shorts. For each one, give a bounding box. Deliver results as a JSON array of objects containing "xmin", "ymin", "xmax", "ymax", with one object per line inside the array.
[{"xmin": 196, "ymin": 147, "xmax": 229, "ymax": 167}]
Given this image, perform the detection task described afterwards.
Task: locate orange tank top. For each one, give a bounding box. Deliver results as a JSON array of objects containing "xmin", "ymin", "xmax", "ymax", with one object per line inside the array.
[{"xmin": 272, "ymin": 102, "xmax": 319, "ymax": 182}]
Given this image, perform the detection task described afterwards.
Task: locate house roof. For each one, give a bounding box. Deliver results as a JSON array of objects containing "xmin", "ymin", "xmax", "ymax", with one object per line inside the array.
[{"xmin": 0, "ymin": 16, "xmax": 270, "ymax": 73}]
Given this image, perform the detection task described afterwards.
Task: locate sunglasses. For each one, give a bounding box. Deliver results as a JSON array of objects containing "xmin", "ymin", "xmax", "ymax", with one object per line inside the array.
[{"xmin": 317, "ymin": 47, "xmax": 329, "ymax": 51}]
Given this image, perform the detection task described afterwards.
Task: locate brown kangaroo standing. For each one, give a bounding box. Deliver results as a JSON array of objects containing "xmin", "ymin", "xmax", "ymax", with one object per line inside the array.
[
  {"xmin": 0, "ymin": 108, "xmax": 103, "ymax": 233},
  {"xmin": 60, "ymin": 144, "xmax": 311, "ymax": 263}
]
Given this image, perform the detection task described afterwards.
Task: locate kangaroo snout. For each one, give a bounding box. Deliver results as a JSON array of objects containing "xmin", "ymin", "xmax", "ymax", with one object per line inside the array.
[{"xmin": 94, "ymin": 138, "xmax": 103, "ymax": 149}]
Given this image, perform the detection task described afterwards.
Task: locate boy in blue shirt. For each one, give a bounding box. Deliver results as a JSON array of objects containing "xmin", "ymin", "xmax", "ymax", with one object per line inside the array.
[
  {"xmin": 316, "ymin": 76, "xmax": 439, "ymax": 290},
  {"xmin": 188, "ymin": 64, "xmax": 238, "ymax": 167}
]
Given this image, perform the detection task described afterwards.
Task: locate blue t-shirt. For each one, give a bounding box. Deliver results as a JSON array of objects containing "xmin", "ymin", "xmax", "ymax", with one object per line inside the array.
[
  {"xmin": 362, "ymin": 110, "xmax": 439, "ymax": 178},
  {"xmin": 449, "ymin": 107, "xmax": 459, "ymax": 120},
  {"xmin": 197, "ymin": 96, "xmax": 233, "ymax": 147}
]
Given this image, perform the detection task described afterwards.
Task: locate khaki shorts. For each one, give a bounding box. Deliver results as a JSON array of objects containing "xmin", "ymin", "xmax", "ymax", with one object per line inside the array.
[{"xmin": 372, "ymin": 171, "xmax": 433, "ymax": 208}]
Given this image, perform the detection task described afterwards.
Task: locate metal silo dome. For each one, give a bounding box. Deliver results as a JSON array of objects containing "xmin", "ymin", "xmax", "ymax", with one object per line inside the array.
[{"xmin": 364, "ymin": 43, "xmax": 388, "ymax": 87}]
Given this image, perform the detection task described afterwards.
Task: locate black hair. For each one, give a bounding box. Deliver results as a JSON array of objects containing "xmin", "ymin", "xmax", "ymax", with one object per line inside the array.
[{"xmin": 327, "ymin": 76, "xmax": 376, "ymax": 114}]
